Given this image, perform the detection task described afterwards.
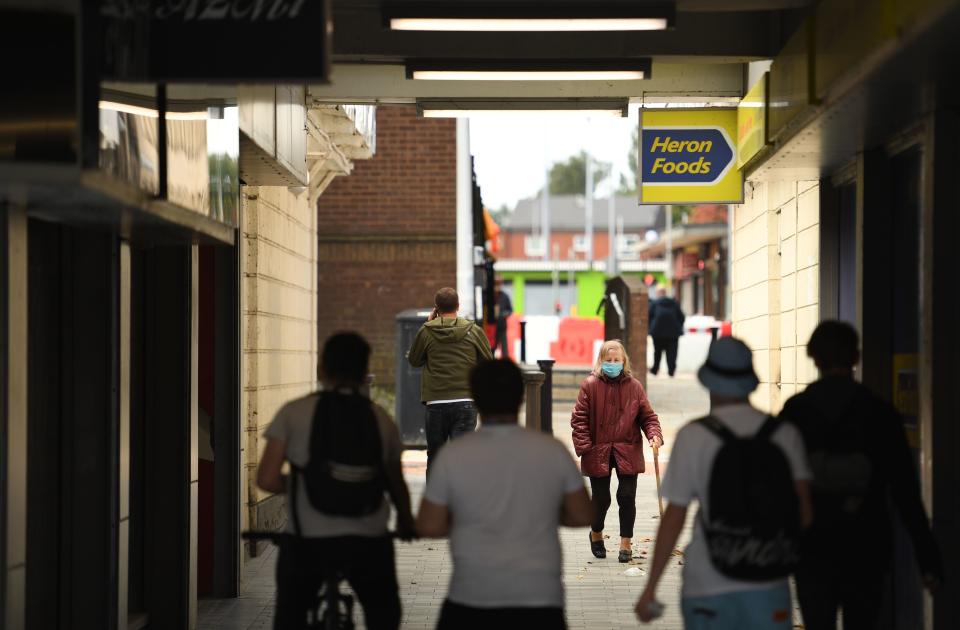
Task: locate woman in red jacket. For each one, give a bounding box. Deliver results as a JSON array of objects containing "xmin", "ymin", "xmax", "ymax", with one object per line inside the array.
[{"xmin": 571, "ymin": 339, "xmax": 663, "ymax": 563}]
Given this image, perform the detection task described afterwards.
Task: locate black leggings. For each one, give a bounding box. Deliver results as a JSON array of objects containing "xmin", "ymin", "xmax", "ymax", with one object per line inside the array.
[{"xmin": 589, "ymin": 465, "xmax": 638, "ymax": 538}]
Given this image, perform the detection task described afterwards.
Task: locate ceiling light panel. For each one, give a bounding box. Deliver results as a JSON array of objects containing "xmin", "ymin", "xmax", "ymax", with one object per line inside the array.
[
  {"xmin": 407, "ymin": 60, "xmax": 651, "ymax": 82},
  {"xmin": 390, "ymin": 18, "xmax": 668, "ymax": 32},
  {"xmin": 417, "ymin": 99, "xmax": 629, "ymax": 118},
  {"xmin": 421, "ymin": 109, "xmax": 626, "ymax": 118},
  {"xmin": 384, "ymin": 2, "xmax": 675, "ymax": 32},
  {"xmin": 411, "ymin": 70, "xmax": 645, "ymax": 81}
]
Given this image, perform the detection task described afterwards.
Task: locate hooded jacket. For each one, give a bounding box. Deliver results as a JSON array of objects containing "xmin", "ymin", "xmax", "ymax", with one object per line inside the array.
[
  {"xmin": 570, "ymin": 374, "xmax": 662, "ymax": 476},
  {"xmin": 407, "ymin": 316, "xmax": 493, "ymax": 403}
]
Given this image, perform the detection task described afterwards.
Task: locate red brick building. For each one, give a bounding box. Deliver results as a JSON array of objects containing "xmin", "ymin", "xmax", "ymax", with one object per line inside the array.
[
  {"xmin": 316, "ymin": 106, "xmax": 457, "ymax": 387},
  {"xmin": 637, "ymin": 204, "xmax": 730, "ymax": 319},
  {"xmin": 500, "ymin": 195, "xmax": 663, "ymax": 262}
]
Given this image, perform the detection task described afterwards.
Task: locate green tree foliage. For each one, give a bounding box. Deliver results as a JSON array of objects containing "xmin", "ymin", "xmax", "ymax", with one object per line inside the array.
[
  {"xmin": 618, "ymin": 126, "xmax": 639, "ymax": 195},
  {"xmin": 548, "ymin": 151, "xmax": 610, "ymax": 195}
]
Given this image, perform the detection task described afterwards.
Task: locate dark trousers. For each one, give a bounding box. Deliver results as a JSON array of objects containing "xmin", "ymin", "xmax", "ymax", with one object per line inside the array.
[
  {"xmin": 275, "ymin": 535, "xmax": 400, "ymax": 630},
  {"xmin": 425, "ymin": 401, "xmax": 477, "ymax": 472},
  {"xmin": 494, "ymin": 326, "xmax": 508, "ymax": 358},
  {"xmin": 651, "ymin": 336, "xmax": 679, "ymax": 376},
  {"xmin": 437, "ymin": 600, "xmax": 567, "ymax": 630},
  {"xmin": 795, "ymin": 562, "xmax": 885, "ymax": 630},
  {"xmin": 589, "ymin": 460, "xmax": 639, "ymax": 538}
]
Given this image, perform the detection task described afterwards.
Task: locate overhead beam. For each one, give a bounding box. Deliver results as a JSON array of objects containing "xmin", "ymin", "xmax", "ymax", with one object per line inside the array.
[
  {"xmin": 310, "ymin": 63, "xmax": 743, "ymax": 104},
  {"xmin": 332, "ymin": 6, "xmax": 787, "ymax": 61}
]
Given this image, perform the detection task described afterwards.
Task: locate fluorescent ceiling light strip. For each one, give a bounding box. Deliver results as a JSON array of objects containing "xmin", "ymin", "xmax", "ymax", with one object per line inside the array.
[
  {"xmin": 390, "ymin": 18, "xmax": 668, "ymax": 31},
  {"xmin": 422, "ymin": 109, "xmax": 625, "ymax": 118},
  {"xmin": 411, "ymin": 70, "xmax": 645, "ymax": 81},
  {"xmin": 99, "ymin": 100, "xmax": 208, "ymax": 120}
]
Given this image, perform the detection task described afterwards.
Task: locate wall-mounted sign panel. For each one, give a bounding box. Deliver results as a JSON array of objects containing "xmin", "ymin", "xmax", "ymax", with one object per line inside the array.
[
  {"xmin": 100, "ymin": 0, "xmax": 332, "ymax": 82},
  {"xmin": 768, "ymin": 17, "xmax": 815, "ymax": 142},
  {"xmin": 815, "ymin": 1, "xmax": 894, "ymax": 101},
  {"xmin": 639, "ymin": 109, "xmax": 742, "ymax": 204},
  {"xmin": 737, "ymin": 73, "xmax": 768, "ymax": 169}
]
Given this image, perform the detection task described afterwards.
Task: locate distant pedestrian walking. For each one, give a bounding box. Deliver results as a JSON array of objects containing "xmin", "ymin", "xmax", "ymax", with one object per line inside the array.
[
  {"xmin": 648, "ymin": 286, "xmax": 685, "ymax": 377},
  {"xmin": 492, "ymin": 277, "xmax": 513, "ymax": 358},
  {"xmin": 779, "ymin": 321, "xmax": 942, "ymax": 630},
  {"xmin": 407, "ymin": 287, "xmax": 493, "ymax": 471},
  {"xmin": 635, "ymin": 337, "xmax": 813, "ymax": 628},
  {"xmin": 571, "ymin": 340, "xmax": 663, "ymax": 563},
  {"xmin": 417, "ymin": 359, "xmax": 593, "ymax": 629}
]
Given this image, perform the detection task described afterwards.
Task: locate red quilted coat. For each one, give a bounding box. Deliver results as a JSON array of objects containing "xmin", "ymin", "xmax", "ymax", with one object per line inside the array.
[{"xmin": 570, "ymin": 374, "xmax": 663, "ymax": 477}]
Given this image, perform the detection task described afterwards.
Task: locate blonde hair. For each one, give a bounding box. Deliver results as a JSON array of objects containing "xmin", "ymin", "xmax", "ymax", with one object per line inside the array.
[{"xmin": 592, "ymin": 339, "xmax": 633, "ymax": 378}]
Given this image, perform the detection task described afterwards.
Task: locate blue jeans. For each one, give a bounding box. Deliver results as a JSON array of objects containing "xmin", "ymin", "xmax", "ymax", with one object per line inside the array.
[
  {"xmin": 424, "ymin": 401, "xmax": 477, "ymax": 473},
  {"xmin": 681, "ymin": 584, "xmax": 792, "ymax": 630}
]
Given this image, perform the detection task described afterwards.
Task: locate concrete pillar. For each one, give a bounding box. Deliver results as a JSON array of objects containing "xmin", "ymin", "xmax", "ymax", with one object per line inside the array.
[
  {"xmin": 456, "ymin": 118, "xmax": 475, "ymax": 317},
  {"xmin": 3, "ymin": 203, "xmax": 27, "ymax": 629},
  {"xmin": 521, "ymin": 367, "xmax": 545, "ymax": 431},
  {"xmin": 117, "ymin": 242, "xmax": 131, "ymax": 629}
]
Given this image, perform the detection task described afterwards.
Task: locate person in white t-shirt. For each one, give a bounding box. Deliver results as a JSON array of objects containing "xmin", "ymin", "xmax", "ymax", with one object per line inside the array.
[
  {"xmin": 257, "ymin": 332, "xmax": 416, "ymax": 630},
  {"xmin": 417, "ymin": 359, "xmax": 594, "ymax": 629},
  {"xmin": 635, "ymin": 337, "xmax": 813, "ymax": 629}
]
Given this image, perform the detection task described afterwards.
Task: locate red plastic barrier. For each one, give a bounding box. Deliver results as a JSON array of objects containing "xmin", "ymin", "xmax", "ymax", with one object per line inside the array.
[{"xmin": 550, "ymin": 318, "xmax": 604, "ymax": 366}]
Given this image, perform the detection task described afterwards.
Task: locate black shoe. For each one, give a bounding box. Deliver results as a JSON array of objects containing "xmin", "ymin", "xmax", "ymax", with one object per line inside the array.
[
  {"xmin": 589, "ymin": 533, "xmax": 606, "ymax": 559},
  {"xmin": 618, "ymin": 549, "xmax": 632, "ymax": 563}
]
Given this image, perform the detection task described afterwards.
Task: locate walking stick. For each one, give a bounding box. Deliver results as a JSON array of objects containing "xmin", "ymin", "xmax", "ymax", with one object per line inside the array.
[{"xmin": 652, "ymin": 444, "xmax": 664, "ymax": 517}]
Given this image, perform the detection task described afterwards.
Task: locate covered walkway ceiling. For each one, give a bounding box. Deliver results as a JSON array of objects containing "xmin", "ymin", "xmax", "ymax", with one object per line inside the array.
[{"xmin": 317, "ymin": 1, "xmax": 812, "ymax": 105}]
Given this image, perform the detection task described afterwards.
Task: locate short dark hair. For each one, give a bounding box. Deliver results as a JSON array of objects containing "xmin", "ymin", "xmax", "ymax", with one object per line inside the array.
[
  {"xmin": 435, "ymin": 287, "xmax": 459, "ymax": 313},
  {"xmin": 470, "ymin": 359, "xmax": 524, "ymax": 415},
  {"xmin": 321, "ymin": 332, "xmax": 370, "ymax": 384},
  {"xmin": 807, "ymin": 320, "xmax": 860, "ymax": 370}
]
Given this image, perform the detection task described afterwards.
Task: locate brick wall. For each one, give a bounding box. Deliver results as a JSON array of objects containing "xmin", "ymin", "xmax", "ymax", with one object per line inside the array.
[
  {"xmin": 732, "ymin": 180, "xmax": 819, "ymax": 413},
  {"xmin": 501, "ymin": 231, "xmax": 615, "ymax": 260},
  {"xmin": 317, "ymin": 106, "xmax": 457, "ymax": 388},
  {"xmin": 689, "ymin": 204, "xmax": 729, "ymax": 224}
]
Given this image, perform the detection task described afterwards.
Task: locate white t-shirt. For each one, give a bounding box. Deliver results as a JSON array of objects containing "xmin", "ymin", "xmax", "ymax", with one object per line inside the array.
[
  {"xmin": 661, "ymin": 403, "xmax": 812, "ymax": 598},
  {"xmin": 424, "ymin": 424, "xmax": 585, "ymax": 608},
  {"xmin": 263, "ymin": 392, "xmax": 403, "ymax": 538}
]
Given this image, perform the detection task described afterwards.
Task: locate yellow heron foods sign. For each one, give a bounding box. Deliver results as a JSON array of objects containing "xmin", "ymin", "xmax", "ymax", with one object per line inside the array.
[{"xmin": 639, "ymin": 109, "xmax": 743, "ymax": 204}]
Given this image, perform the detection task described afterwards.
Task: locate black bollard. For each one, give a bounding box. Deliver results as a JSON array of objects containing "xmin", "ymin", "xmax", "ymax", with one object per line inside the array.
[
  {"xmin": 537, "ymin": 359, "xmax": 555, "ymax": 434},
  {"xmin": 520, "ymin": 320, "xmax": 527, "ymax": 364}
]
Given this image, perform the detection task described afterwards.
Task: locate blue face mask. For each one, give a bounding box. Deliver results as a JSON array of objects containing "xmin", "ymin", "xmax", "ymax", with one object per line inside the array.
[{"xmin": 601, "ymin": 362, "xmax": 624, "ymax": 378}]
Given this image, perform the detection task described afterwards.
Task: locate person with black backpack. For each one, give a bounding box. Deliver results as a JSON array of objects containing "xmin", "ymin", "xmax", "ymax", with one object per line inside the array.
[
  {"xmin": 257, "ymin": 332, "xmax": 416, "ymax": 630},
  {"xmin": 779, "ymin": 321, "xmax": 942, "ymax": 630},
  {"xmin": 635, "ymin": 337, "xmax": 813, "ymax": 628}
]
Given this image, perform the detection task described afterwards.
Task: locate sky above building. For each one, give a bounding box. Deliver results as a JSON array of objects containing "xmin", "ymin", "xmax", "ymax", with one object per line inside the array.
[{"xmin": 469, "ymin": 104, "xmax": 640, "ymax": 211}]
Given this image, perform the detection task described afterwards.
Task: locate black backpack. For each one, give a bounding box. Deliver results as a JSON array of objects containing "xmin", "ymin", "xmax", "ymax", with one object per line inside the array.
[
  {"xmin": 782, "ymin": 398, "xmax": 873, "ymax": 521},
  {"xmin": 697, "ymin": 415, "xmax": 801, "ymax": 581},
  {"xmin": 290, "ymin": 391, "xmax": 385, "ymax": 529}
]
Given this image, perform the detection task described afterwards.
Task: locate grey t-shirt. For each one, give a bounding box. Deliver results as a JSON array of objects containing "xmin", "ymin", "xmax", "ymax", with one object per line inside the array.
[
  {"xmin": 264, "ymin": 392, "xmax": 402, "ymax": 538},
  {"xmin": 661, "ymin": 403, "xmax": 811, "ymax": 597},
  {"xmin": 424, "ymin": 424, "xmax": 585, "ymax": 608}
]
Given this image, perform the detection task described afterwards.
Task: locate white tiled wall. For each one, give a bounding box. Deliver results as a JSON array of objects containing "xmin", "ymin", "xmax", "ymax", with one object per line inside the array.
[
  {"xmin": 732, "ymin": 179, "xmax": 820, "ymax": 413},
  {"xmin": 239, "ymin": 185, "xmax": 319, "ymax": 546}
]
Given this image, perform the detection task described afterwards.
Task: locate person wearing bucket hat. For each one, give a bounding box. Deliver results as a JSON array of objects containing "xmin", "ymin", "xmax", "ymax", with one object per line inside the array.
[
  {"xmin": 636, "ymin": 337, "xmax": 813, "ymax": 628},
  {"xmin": 695, "ymin": 335, "xmax": 760, "ymax": 397}
]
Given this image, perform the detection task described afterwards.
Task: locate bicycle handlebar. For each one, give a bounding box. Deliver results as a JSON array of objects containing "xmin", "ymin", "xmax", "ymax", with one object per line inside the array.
[{"xmin": 243, "ymin": 530, "xmax": 406, "ymax": 543}]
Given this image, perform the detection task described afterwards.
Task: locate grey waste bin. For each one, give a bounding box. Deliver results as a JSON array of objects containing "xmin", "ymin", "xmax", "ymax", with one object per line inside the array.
[{"xmin": 395, "ymin": 308, "xmax": 432, "ymax": 446}]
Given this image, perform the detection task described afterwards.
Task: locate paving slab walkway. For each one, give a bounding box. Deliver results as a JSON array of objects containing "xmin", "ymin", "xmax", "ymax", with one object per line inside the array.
[{"xmin": 199, "ymin": 374, "xmax": 720, "ymax": 629}]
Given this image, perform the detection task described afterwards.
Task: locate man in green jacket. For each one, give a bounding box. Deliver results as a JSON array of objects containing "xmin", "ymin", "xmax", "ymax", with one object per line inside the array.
[{"xmin": 408, "ymin": 287, "xmax": 493, "ymax": 472}]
